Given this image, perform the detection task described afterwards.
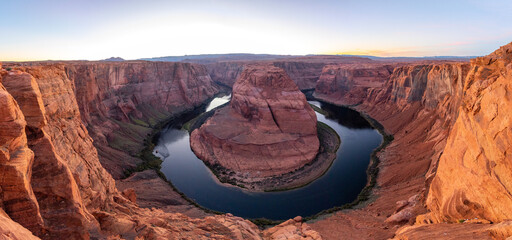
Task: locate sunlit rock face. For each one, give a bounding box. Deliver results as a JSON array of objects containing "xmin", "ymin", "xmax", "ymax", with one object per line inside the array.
[
  {"xmin": 191, "ymin": 65, "xmax": 320, "ymax": 178},
  {"xmin": 421, "ymin": 42, "xmax": 512, "ymax": 224}
]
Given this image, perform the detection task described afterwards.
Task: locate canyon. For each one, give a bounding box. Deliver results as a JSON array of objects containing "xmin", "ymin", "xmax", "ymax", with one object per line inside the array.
[{"xmin": 0, "ymin": 41, "xmax": 511, "ymax": 240}]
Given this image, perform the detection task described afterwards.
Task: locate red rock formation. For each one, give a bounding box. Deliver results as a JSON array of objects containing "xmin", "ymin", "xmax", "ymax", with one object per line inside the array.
[
  {"xmin": 2, "ymin": 43, "xmax": 511, "ymax": 239},
  {"xmin": 420, "ymin": 42, "xmax": 512, "ymax": 224},
  {"xmin": 0, "ymin": 75, "xmax": 44, "ymax": 235},
  {"xmin": 3, "ymin": 70, "xmax": 97, "ymax": 239},
  {"xmin": 272, "ymin": 61, "xmax": 326, "ymax": 90},
  {"xmin": 63, "ymin": 61, "xmax": 219, "ymax": 178},
  {"xmin": 207, "ymin": 60, "xmax": 330, "ymax": 90},
  {"xmin": 206, "ymin": 61, "xmax": 245, "ymax": 87},
  {"xmin": 0, "ymin": 208, "xmax": 39, "ymax": 240},
  {"xmin": 263, "ymin": 216, "xmax": 321, "ymax": 239},
  {"xmin": 191, "ymin": 65, "xmax": 319, "ymax": 178},
  {"xmin": 314, "ymin": 64, "xmax": 395, "ymax": 105},
  {"xmin": 311, "ymin": 61, "xmax": 471, "ymax": 239}
]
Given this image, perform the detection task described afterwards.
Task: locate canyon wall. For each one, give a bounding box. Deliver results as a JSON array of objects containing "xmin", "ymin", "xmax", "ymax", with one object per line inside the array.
[
  {"xmin": 420, "ymin": 43, "xmax": 512, "ymax": 224},
  {"xmin": 59, "ymin": 62, "xmax": 218, "ymax": 178},
  {"xmin": 312, "ymin": 44, "xmax": 512, "ymax": 239},
  {"xmin": 314, "ymin": 64, "xmax": 395, "ymax": 105},
  {"xmin": 311, "ymin": 60, "xmax": 473, "ymax": 239},
  {"xmin": 207, "ymin": 61, "xmax": 327, "ymax": 90}
]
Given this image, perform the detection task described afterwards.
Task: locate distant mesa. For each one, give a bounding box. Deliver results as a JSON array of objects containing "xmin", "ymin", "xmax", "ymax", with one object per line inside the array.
[
  {"xmin": 190, "ymin": 65, "xmax": 320, "ymax": 179},
  {"xmin": 101, "ymin": 57, "xmax": 125, "ymax": 61}
]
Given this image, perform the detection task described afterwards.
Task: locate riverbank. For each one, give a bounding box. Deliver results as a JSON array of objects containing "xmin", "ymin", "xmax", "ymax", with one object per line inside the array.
[
  {"xmin": 185, "ymin": 102, "xmax": 341, "ymax": 192},
  {"xmin": 304, "ymin": 98, "xmax": 394, "ymax": 220}
]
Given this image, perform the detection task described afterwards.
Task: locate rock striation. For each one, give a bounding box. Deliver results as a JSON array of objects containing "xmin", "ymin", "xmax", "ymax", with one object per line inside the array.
[
  {"xmin": 314, "ymin": 64, "xmax": 394, "ymax": 105},
  {"xmin": 419, "ymin": 42, "xmax": 512, "ymax": 224},
  {"xmin": 191, "ymin": 65, "xmax": 319, "ymax": 178},
  {"xmin": 312, "ymin": 60, "xmax": 472, "ymax": 238},
  {"xmin": 63, "ymin": 61, "xmax": 219, "ymax": 178},
  {"xmin": 0, "ymin": 72, "xmax": 44, "ymax": 235},
  {"xmin": 206, "ymin": 56, "xmax": 371, "ymax": 91}
]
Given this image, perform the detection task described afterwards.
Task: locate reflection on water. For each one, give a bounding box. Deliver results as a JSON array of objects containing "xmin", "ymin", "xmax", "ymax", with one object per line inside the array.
[
  {"xmin": 154, "ymin": 98, "xmax": 382, "ymax": 220},
  {"xmin": 205, "ymin": 94, "xmax": 231, "ymax": 112}
]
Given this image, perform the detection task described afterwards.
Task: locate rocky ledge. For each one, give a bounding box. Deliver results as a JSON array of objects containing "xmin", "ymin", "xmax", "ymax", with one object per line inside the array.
[{"xmin": 190, "ymin": 65, "xmax": 321, "ymax": 186}]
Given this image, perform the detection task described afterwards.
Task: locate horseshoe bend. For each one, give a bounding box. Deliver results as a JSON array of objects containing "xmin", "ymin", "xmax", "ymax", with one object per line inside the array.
[
  {"xmin": 2, "ymin": 2, "xmax": 512, "ymax": 239},
  {"xmin": 190, "ymin": 65, "xmax": 321, "ymax": 185}
]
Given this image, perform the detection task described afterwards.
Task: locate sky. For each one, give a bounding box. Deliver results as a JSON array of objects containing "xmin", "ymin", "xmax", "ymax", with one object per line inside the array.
[{"xmin": 1, "ymin": 0, "xmax": 512, "ymax": 61}]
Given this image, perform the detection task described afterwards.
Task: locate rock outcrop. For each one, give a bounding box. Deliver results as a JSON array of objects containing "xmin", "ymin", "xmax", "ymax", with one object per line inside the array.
[
  {"xmin": 420, "ymin": 42, "xmax": 512, "ymax": 224},
  {"xmin": 3, "ymin": 70, "xmax": 99, "ymax": 239},
  {"xmin": 312, "ymin": 43, "xmax": 512, "ymax": 239},
  {"xmin": 0, "ymin": 73, "xmax": 44, "ymax": 235},
  {"xmin": 191, "ymin": 65, "xmax": 319, "ymax": 178},
  {"xmin": 271, "ymin": 61, "xmax": 326, "ymax": 90},
  {"xmin": 0, "ymin": 208, "xmax": 39, "ymax": 240}
]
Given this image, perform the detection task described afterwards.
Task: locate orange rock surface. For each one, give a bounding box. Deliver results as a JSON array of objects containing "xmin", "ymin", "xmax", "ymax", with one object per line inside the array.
[
  {"xmin": 0, "ymin": 74, "xmax": 44, "ymax": 235},
  {"xmin": 191, "ymin": 65, "xmax": 319, "ymax": 178},
  {"xmin": 421, "ymin": 42, "xmax": 512, "ymax": 224}
]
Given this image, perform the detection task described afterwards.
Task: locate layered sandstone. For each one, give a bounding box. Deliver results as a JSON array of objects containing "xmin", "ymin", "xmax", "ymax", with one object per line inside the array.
[
  {"xmin": 0, "ymin": 73, "xmax": 44, "ymax": 235},
  {"xmin": 0, "ymin": 208, "xmax": 39, "ymax": 240},
  {"xmin": 62, "ymin": 61, "xmax": 219, "ymax": 178},
  {"xmin": 272, "ymin": 61, "xmax": 326, "ymax": 90},
  {"xmin": 3, "ymin": 70, "xmax": 99, "ymax": 239},
  {"xmin": 419, "ymin": 42, "xmax": 512, "ymax": 224},
  {"xmin": 2, "ymin": 42, "xmax": 512, "ymax": 239},
  {"xmin": 314, "ymin": 64, "xmax": 395, "ymax": 105},
  {"xmin": 206, "ymin": 56, "xmax": 370, "ymax": 91},
  {"xmin": 311, "ymin": 61, "xmax": 471, "ymax": 239},
  {"xmin": 191, "ymin": 65, "xmax": 319, "ymax": 178}
]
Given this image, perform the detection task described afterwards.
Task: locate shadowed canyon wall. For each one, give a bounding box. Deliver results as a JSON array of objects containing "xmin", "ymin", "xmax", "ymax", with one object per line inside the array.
[{"xmin": 63, "ymin": 62, "xmax": 219, "ymax": 178}]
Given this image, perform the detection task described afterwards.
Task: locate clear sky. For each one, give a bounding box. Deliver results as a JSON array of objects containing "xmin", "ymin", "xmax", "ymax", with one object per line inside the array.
[{"xmin": 2, "ymin": 0, "xmax": 512, "ymax": 61}]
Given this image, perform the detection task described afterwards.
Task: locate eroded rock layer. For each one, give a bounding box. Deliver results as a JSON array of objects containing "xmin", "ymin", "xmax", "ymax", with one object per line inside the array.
[
  {"xmin": 314, "ymin": 64, "xmax": 395, "ymax": 105},
  {"xmin": 420, "ymin": 42, "xmax": 512, "ymax": 224},
  {"xmin": 311, "ymin": 60, "xmax": 474, "ymax": 239},
  {"xmin": 191, "ymin": 65, "xmax": 319, "ymax": 178}
]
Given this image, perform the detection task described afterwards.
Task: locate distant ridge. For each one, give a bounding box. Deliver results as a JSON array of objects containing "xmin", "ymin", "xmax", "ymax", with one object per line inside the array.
[
  {"xmin": 140, "ymin": 53, "xmax": 478, "ymax": 63},
  {"xmin": 139, "ymin": 53, "xmax": 294, "ymax": 64},
  {"xmin": 101, "ymin": 57, "xmax": 125, "ymax": 61},
  {"xmin": 333, "ymin": 54, "xmax": 478, "ymax": 62}
]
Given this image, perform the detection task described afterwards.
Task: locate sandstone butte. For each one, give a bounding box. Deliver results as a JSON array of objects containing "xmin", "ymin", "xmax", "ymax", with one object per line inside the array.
[
  {"xmin": 190, "ymin": 65, "xmax": 319, "ymax": 178},
  {"xmin": 0, "ymin": 42, "xmax": 511, "ymax": 239}
]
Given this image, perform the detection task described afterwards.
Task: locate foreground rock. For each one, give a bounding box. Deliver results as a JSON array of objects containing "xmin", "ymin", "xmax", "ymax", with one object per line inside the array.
[
  {"xmin": 191, "ymin": 65, "xmax": 320, "ymax": 179},
  {"xmin": 419, "ymin": 42, "xmax": 512, "ymax": 224}
]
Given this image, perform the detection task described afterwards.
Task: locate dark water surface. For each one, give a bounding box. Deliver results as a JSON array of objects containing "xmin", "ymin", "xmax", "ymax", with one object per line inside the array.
[{"xmin": 154, "ymin": 97, "xmax": 382, "ymax": 220}]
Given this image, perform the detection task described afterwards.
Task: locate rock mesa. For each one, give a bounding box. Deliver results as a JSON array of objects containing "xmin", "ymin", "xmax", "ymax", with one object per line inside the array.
[{"xmin": 191, "ymin": 65, "xmax": 319, "ymax": 178}]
